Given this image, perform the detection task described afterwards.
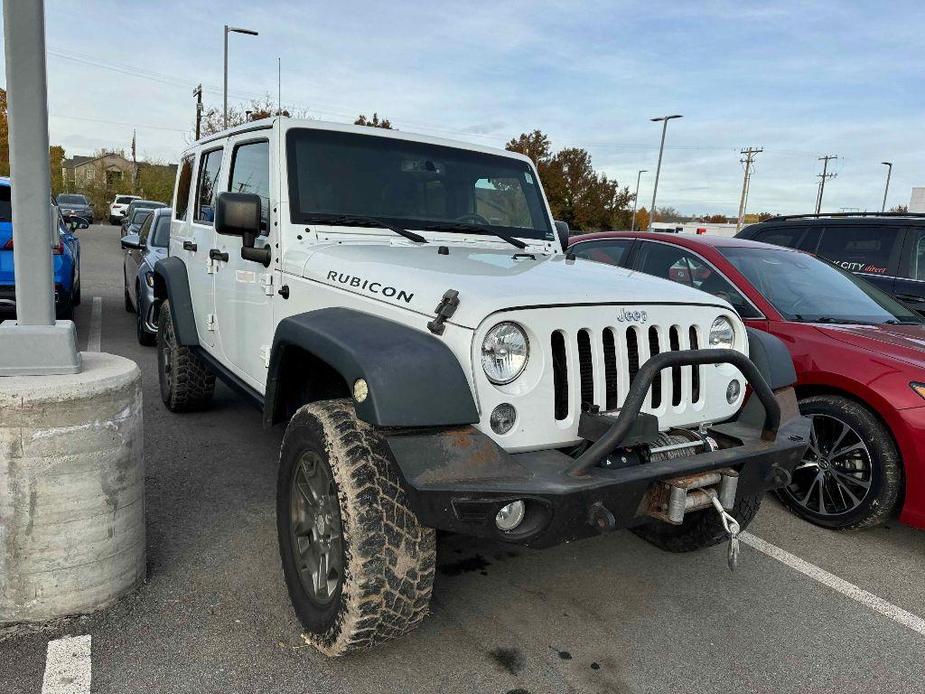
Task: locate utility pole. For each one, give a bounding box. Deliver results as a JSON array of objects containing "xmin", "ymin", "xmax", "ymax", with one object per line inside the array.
[
  {"xmin": 631, "ymin": 169, "xmax": 647, "ymax": 230},
  {"xmin": 649, "ymin": 114, "xmax": 683, "ymax": 229},
  {"xmin": 736, "ymin": 147, "xmax": 763, "ymax": 231},
  {"xmin": 193, "ymin": 84, "xmax": 203, "ymax": 140},
  {"xmin": 815, "ymin": 155, "xmax": 838, "ymax": 214},
  {"xmin": 881, "ymin": 161, "xmax": 893, "ymax": 213}
]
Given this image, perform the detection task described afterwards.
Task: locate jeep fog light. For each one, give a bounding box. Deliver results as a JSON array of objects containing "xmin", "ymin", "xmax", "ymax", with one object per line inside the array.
[
  {"xmin": 353, "ymin": 378, "xmax": 369, "ymax": 403},
  {"xmin": 481, "ymin": 322, "xmax": 529, "ymax": 384},
  {"xmin": 709, "ymin": 316, "xmax": 735, "ymax": 349},
  {"xmin": 496, "ymin": 500, "xmax": 526, "ymax": 532},
  {"xmin": 726, "ymin": 379, "xmax": 741, "ymax": 404},
  {"xmin": 490, "ymin": 403, "xmax": 517, "ymax": 434}
]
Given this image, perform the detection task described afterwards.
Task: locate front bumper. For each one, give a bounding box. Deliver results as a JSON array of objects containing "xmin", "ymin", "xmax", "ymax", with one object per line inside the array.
[{"xmin": 385, "ymin": 349, "xmax": 810, "ymax": 547}]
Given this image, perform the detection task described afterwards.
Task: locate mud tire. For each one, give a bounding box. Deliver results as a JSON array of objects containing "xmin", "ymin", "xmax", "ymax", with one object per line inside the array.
[
  {"xmin": 157, "ymin": 300, "xmax": 215, "ymax": 411},
  {"xmin": 277, "ymin": 399, "xmax": 436, "ymax": 656}
]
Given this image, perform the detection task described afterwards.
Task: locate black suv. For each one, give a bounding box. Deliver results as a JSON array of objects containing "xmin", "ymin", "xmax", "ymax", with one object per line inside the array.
[{"xmin": 737, "ymin": 213, "xmax": 925, "ymax": 314}]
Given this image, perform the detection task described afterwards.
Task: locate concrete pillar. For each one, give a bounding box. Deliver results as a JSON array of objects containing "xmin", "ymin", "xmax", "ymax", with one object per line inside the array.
[{"xmin": 0, "ymin": 353, "xmax": 144, "ymax": 622}]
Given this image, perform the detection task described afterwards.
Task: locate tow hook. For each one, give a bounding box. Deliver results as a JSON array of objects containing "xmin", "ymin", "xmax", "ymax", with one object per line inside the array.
[{"xmin": 588, "ymin": 502, "xmax": 615, "ymax": 533}]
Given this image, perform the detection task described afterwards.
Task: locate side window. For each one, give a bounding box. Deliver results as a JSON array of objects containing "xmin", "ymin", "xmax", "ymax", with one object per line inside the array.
[
  {"xmin": 817, "ymin": 225, "xmax": 898, "ymax": 275},
  {"xmin": 228, "ymin": 140, "xmax": 270, "ymax": 232},
  {"xmin": 138, "ymin": 214, "xmax": 153, "ymax": 244},
  {"xmin": 905, "ymin": 232, "xmax": 925, "ymax": 281},
  {"xmin": 569, "ymin": 240, "xmax": 633, "ymax": 267},
  {"xmin": 636, "ymin": 242, "xmax": 761, "ymax": 319},
  {"xmin": 194, "ymin": 148, "xmax": 224, "ymax": 225},
  {"xmin": 753, "ymin": 225, "xmax": 805, "ymax": 249},
  {"xmin": 174, "ymin": 155, "xmax": 194, "ymax": 221}
]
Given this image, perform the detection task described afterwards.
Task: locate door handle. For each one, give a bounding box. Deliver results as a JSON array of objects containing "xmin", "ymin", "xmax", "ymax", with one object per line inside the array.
[
  {"xmin": 183, "ymin": 240, "xmax": 197, "ymax": 251},
  {"xmin": 209, "ymin": 249, "xmax": 229, "ymax": 262}
]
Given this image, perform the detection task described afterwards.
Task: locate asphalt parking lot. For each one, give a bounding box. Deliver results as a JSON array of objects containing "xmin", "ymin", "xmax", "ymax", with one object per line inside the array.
[{"xmin": 2, "ymin": 224, "xmax": 925, "ymax": 694}]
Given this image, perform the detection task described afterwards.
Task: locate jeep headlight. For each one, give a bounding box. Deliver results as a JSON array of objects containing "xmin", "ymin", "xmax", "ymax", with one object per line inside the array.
[
  {"xmin": 481, "ymin": 322, "xmax": 529, "ymax": 384},
  {"xmin": 709, "ymin": 316, "xmax": 735, "ymax": 349}
]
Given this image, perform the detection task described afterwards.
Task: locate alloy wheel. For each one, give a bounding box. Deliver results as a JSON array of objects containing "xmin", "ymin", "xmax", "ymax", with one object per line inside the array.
[
  {"xmin": 290, "ymin": 451, "xmax": 343, "ymax": 605},
  {"xmin": 784, "ymin": 414, "xmax": 872, "ymax": 516}
]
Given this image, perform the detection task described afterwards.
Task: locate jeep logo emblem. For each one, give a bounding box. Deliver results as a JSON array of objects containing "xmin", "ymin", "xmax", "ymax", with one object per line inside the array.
[{"xmin": 615, "ymin": 308, "xmax": 648, "ymax": 324}]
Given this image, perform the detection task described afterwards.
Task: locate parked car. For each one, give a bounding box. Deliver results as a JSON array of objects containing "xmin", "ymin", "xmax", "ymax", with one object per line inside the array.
[
  {"xmin": 737, "ymin": 212, "xmax": 925, "ymax": 316},
  {"xmin": 0, "ymin": 177, "xmax": 86, "ymax": 320},
  {"xmin": 109, "ymin": 194, "xmax": 140, "ymax": 224},
  {"xmin": 56, "ymin": 193, "xmax": 93, "ymax": 223},
  {"xmin": 122, "ymin": 207, "xmax": 170, "ymax": 345},
  {"xmin": 569, "ymin": 231, "xmax": 925, "ymax": 531},
  {"xmin": 122, "ymin": 208, "xmax": 154, "ymax": 239},
  {"xmin": 120, "ymin": 200, "xmax": 167, "ymax": 233}
]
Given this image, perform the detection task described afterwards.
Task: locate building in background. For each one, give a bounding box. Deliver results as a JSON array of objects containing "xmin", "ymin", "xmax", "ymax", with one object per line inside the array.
[
  {"xmin": 911, "ymin": 188, "xmax": 925, "ymax": 213},
  {"xmin": 62, "ymin": 152, "xmax": 136, "ymax": 190}
]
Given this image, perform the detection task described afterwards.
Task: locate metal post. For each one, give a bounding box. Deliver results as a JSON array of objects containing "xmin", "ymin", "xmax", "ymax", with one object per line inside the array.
[
  {"xmin": 881, "ymin": 161, "xmax": 893, "ymax": 213},
  {"xmin": 649, "ymin": 115, "xmax": 682, "ymax": 229},
  {"xmin": 631, "ymin": 169, "xmax": 646, "ymax": 230},
  {"xmin": 0, "ymin": 0, "xmax": 80, "ymax": 375},
  {"xmin": 4, "ymin": 0, "xmax": 55, "ymax": 326},
  {"xmin": 223, "ymin": 25, "xmax": 259, "ymax": 131}
]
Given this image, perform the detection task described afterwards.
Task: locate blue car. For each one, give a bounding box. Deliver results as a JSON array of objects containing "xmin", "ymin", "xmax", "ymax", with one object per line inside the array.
[{"xmin": 0, "ymin": 177, "xmax": 85, "ymax": 320}]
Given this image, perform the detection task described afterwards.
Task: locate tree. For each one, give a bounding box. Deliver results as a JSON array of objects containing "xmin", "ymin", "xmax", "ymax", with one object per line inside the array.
[
  {"xmin": 633, "ymin": 207, "xmax": 650, "ymax": 231},
  {"xmin": 889, "ymin": 204, "xmax": 909, "ymax": 213},
  {"xmin": 652, "ymin": 206, "xmax": 683, "ymax": 223},
  {"xmin": 354, "ymin": 113, "xmax": 393, "ymax": 129},
  {"xmin": 0, "ymin": 88, "xmax": 8, "ymax": 177},
  {"xmin": 701, "ymin": 214, "xmax": 729, "ymax": 224},
  {"xmin": 49, "ymin": 145, "xmax": 65, "ymax": 195},
  {"xmin": 198, "ymin": 95, "xmax": 304, "ymax": 138},
  {"xmin": 506, "ymin": 130, "xmax": 631, "ymax": 231}
]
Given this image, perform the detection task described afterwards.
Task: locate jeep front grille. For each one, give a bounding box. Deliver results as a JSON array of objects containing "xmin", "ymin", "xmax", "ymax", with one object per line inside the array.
[{"xmin": 551, "ymin": 324, "xmax": 703, "ymax": 421}]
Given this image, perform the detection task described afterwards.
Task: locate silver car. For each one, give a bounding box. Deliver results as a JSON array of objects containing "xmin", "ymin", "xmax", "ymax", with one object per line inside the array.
[{"xmin": 122, "ymin": 207, "xmax": 170, "ymax": 345}]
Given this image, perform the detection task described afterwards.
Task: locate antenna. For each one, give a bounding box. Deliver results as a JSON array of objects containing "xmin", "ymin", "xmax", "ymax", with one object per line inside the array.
[{"xmin": 277, "ymin": 57, "xmax": 281, "ymax": 117}]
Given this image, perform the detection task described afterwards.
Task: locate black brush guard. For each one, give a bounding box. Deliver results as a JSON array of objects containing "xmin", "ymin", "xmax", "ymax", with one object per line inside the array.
[{"xmin": 384, "ymin": 348, "xmax": 810, "ymax": 547}]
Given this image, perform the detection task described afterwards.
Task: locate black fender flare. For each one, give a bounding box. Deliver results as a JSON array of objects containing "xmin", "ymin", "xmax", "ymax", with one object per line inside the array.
[
  {"xmin": 265, "ymin": 308, "xmax": 479, "ymax": 428},
  {"xmin": 746, "ymin": 327, "xmax": 796, "ymax": 390},
  {"xmin": 153, "ymin": 257, "xmax": 199, "ymax": 346}
]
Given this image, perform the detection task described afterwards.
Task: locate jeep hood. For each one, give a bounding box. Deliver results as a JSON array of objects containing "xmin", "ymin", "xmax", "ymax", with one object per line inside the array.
[{"xmin": 298, "ymin": 243, "xmax": 731, "ymax": 328}]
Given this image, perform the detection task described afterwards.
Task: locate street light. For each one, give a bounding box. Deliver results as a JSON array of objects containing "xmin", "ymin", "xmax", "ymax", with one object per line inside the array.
[
  {"xmin": 881, "ymin": 161, "xmax": 893, "ymax": 213},
  {"xmin": 631, "ymin": 169, "xmax": 647, "ymax": 230},
  {"xmin": 649, "ymin": 114, "xmax": 683, "ymax": 229},
  {"xmin": 224, "ymin": 25, "xmax": 259, "ymax": 129}
]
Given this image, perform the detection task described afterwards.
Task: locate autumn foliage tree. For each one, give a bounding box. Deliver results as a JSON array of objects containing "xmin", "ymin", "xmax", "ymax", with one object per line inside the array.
[
  {"xmin": 354, "ymin": 113, "xmax": 393, "ymax": 129},
  {"xmin": 506, "ymin": 130, "xmax": 631, "ymax": 232}
]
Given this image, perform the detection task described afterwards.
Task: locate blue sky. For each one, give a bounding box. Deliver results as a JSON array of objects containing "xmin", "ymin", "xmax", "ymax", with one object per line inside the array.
[{"xmin": 2, "ymin": 0, "xmax": 924, "ymax": 215}]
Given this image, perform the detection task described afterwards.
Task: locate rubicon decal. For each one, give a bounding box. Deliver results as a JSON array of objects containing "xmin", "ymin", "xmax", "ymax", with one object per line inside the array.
[{"xmin": 326, "ymin": 271, "xmax": 415, "ymax": 303}]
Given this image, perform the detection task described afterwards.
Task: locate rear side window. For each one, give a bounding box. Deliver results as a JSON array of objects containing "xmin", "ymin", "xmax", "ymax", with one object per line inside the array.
[
  {"xmin": 817, "ymin": 226, "xmax": 899, "ymax": 275},
  {"xmin": 174, "ymin": 155, "xmax": 194, "ymax": 220},
  {"xmin": 194, "ymin": 148, "xmax": 224, "ymax": 225},
  {"xmin": 228, "ymin": 140, "xmax": 270, "ymax": 232},
  {"xmin": 0, "ymin": 185, "xmax": 10, "ymax": 222},
  {"xmin": 751, "ymin": 225, "xmax": 805, "ymax": 249},
  {"xmin": 569, "ymin": 239, "xmax": 633, "ymax": 267},
  {"xmin": 116, "ymin": 195, "xmax": 136, "ymax": 204}
]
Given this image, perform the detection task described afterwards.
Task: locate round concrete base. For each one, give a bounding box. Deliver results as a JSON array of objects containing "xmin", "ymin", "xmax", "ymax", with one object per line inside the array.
[{"xmin": 0, "ymin": 352, "xmax": 144, "ymax": 623}]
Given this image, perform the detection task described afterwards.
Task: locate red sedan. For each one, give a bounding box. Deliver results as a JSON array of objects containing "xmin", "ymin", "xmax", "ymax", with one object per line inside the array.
[{"xmin": 568, "ymin": 231, "xmax": 925, "ymax": 530}]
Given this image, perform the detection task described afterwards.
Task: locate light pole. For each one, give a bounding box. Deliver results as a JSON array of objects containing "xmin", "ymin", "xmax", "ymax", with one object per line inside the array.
[
  {"xmin": 881, "ymin": 161, "xmax": 893, "ymax": 213},
  {"xmin": 649, "ymin": 114, "xmax": 682, "ymax": 229},
  {"xmin": 631, "ymin": 169, "xmax": 647, "ymax": 230},
  {"xmin": 224, "ymin": 25, "xmax": 259, "ymax": 129}
]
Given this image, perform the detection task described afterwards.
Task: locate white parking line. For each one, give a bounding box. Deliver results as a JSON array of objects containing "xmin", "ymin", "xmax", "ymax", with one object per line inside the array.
[
  {"xmin": 41, "ymin": 634, "xmax": 91, "ymax": 694},
  {"xmin": 88, "ymin": 296, "xmax": 101, "ymax": 352},
  {"xmin": 741, "ymin": 532, "xmax": 925, "ymax": 637}
]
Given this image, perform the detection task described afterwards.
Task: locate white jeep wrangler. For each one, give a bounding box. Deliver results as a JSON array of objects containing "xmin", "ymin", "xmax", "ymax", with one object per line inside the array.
[{"xmin": 154, "ymin": 118, "xmax": 809, "ymax": 656}]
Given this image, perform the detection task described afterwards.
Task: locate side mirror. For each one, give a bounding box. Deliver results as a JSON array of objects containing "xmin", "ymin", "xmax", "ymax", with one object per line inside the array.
[
  {"xmin": 121, "ymin": 234, "xmax": 143, "ymax": 250},
  {"xmin": 216, "ymin": 192, "xmax": 271, "ymax": 266},
  {"xmin": 554, "ymin": 220, "xmax": 570, "ymax": 252}
]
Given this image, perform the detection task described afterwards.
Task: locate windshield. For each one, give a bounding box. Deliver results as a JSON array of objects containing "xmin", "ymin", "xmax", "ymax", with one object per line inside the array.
[
  {"xmin": 134, "ymin": 201, "xmax": 163, "ymax": 210},
  {"xmin": 720, "ymin": 246, "xmax": 921, "ymax": 325},
  {"xmin": 286, "ymin": 128, "xmax": 553, "ymax": 240},
  {"xmin": 58, "ymin": 194, "xmax": 87, "ymax": 205},
  {"xmin": 150, "ymin": 214, "xmax": 171, "ymax": 247},
  {"xmin": 132, "ymin": 209, "xmax": 152, "ymax": 224}
]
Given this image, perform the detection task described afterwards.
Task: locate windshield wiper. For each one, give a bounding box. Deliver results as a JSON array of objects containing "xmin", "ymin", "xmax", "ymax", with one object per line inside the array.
[
  {"xmin": 418, "ymin": 222, "xmax": 528, "ymax": 250},
  {"xmin": 303, "ymin": 213, "xmax": 427, "ymax": 244}
]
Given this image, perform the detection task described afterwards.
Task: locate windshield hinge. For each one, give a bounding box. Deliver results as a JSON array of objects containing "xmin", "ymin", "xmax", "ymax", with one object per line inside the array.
[{"xmin": 427, "ymin": 289, "xmax": 460, "ymax": 336}]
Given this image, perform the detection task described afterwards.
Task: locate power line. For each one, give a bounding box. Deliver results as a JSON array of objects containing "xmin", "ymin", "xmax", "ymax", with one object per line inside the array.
[{"xmin": 736, "ymin": 146, "xmax": 763, "ymax": 231}]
